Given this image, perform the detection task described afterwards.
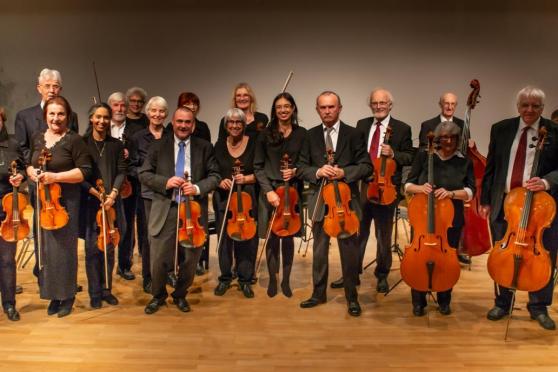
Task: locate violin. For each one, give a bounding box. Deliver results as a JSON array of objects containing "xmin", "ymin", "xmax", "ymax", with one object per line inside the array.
[
  {"xmin": 119, "ymin": 133, "xmax": 132, "ymax": 199},
  {"xmin": 271, "ymin": 154, "xmax": 301, "ymax": 237},
  {"xmin": 95, "ymin": 179, "xmax": 120, "ymax": 251},
  {"xmin": 487, "ymin": 127, "xmax": 554, "ymax": 292},
  {"xmin": 400, "ymin": 132, "xmax": 460, "ymax": 292},
  {"xmin": 367, "ymin": 126, "xmax": 397, "ymax": 205},
  {"xmin": 0, "ymin": 161, "xmax": 30, "ymax": 242},
  {"xmin": 226, "ymin": 159, "xmax": 257, "ymax": 241},
  {"xmin": 177, "ymin": 171, "xmax": 206, "ymax": 248},
  {"xmin": 460, "ymin": 79, "xmax": 491, "ymax": 257},
  {"xmin": 322, "ymin": 149, "xmax": 359, "ymax": 239},
  {"xmin": 37, "ymin": 148, "xmax": 69, "ymax": 230}
]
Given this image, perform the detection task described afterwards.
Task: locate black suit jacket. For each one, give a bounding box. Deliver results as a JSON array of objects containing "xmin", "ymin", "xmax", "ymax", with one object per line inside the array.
[
  {"xmin": 356, "ymin": 116, "xmax": 414, "ymax": 202},
  {"xmin": 139, "ymin": 134, "xmax": 220, "ymax": 236},
  {"xmin": 296, "ymin": 121, "xmax": 373, "ymax": 221},
  {"xmin": 15, "ymin": 104, "xmax": 79, "ymax": 162},
  {"xmin": 419, "ymin": 115, "xmax": 464, "ymax": 149},
  {"xmin": 481, "ymin": 116, "xmax": 558, "ymax": 223}
]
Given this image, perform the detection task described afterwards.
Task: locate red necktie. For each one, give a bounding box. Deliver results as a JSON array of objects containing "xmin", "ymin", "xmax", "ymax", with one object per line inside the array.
[
  {"xmin": 369, "ymin": 122, "xmax": 381, "ymax": 162},
  {"xmin": 510, "ymin": 127, "xmax": 528, "ymax": 189}
]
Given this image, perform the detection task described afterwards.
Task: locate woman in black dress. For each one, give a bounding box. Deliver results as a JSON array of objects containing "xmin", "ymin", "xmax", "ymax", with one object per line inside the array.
[
  {"xmin": 254, "ymin": 93, "xmax": 306, "ymax": 297},
  {"xmin": 404, "ymin": 121, "xmax": 475, "ymax": 316},
  {"xmin": 81, "ymin": 103, "xmax": 127, "ymax": 309},
  {"xmin": 0, "ymin": 106, "xmax": 25, "ymax": 321},
  {"xmin": 213, "ymin": 108, "xmax": 258, "ymax": 298},
  {"xmin": 26, "ymin": 96, "xmax": 92, "ymax": 317}
]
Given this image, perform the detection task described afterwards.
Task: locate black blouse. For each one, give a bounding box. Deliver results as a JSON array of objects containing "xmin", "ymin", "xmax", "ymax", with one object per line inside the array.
[
  {"xmin": 81, "ymin": 134, "xmax": 127, "ymax": 192},
  {"xmin": 0, "ymin": 136, "xmax": 26, "ymax": 200},
  {"xmin": 217, "ymin": 111, "xmax": 269, "ymax": 143}
]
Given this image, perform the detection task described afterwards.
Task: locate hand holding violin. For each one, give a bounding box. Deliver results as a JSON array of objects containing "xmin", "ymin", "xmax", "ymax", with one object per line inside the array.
[
  {"xmin": 525, "ymin": 177, "xmax": 547, "ymax": 192},
  {"xmin": 317, "ymin": 164, "xmax": 344, "ymax": 180},
  {"xmin": 281, "ymin": 167, "xmax": 296, "ymax": 181},
  {"xmin": 166, "ymin": 176, "xmax": 185, "ymax": 190},
  {"xmin": 9, "ymin": 173, "xmax": 23, "ymax": 188},
  {"xmin": 180, "ymin": 180, "xmax": 197, "ymax": 196},
  {"xmin": 379, "ymin": 143, "xmax": 394, "ymax": 157},
  {"xmin": 219, "ymin": 178, "xmax": 233, "ymax": 190}
]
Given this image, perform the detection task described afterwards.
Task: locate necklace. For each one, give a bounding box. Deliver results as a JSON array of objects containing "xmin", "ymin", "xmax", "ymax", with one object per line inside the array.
[
  {"xmin": 94, "ymin": 139, "xmax": 106, "ymax": 158},
  {"xmin": 228, "ymin": 137, "xmax": 244, "ymax": 149}
]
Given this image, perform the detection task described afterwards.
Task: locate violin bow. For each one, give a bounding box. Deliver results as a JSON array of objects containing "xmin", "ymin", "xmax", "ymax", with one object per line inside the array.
[
  {"xmin": 174, "ymin": 187, "xmax": 183, "ymax": 277},
  {"xmin": 92, "ymin": 61, "xmax": 102, "ymax": 104},
  {"xmin": 255, "ymin": 207, "xmax": 278, "ymax": 277},
  {"xmin": 302, "ymin": 178, "xmax": 326, "ymax": 257},
  {"xmin": 35, "ymin": 172, "xmax": 43, "ymax": 270},
  {"xmin": 281, "ymin": 71, "xmax": 294, "ymax": 93},
  {"xmin": 100, "ymin": 192, "xmax": 110, "ymax": 289}
]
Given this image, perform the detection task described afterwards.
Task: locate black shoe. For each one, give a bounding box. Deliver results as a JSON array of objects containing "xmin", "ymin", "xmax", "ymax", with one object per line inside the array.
[
  {"xmin": 102, "ymin": 294, "xmax": 119, "ymax": 306},
  {"xmin": 144, "ymin": 298, "xmax": 165, "ymax": 315},
  {"xmin": 413, "ymin": 305, "xmax": 426, "ymax": 317},
  {"xmin": 172, "ymin": 297, "xmax": 191, "ymax": 312},
  {"xmin": 330, "ymin": 277, "xmax": 344, "ymax": 289},
  {"xmin": 281, "ymin": 281, "xmax": 292, "ymax": 298},
  {"xmin": 300, "ymin": 298, "xmax": 326, "ymax": 309},
  {"xmin": 457, "ymin": 254, "xmax": 471, "ymax": 265},
  {"xmin": 377, "ymin": 278, "xmax": 389, "ymax": 293},
  {"xmin": 195, "ymin": 263, "xmax": 205, "ymax": 276},
  {"xmin": 531, "ymin": 313, "xmax": 556, "ymax": 330},
  {"xmin": 4, "ymin": 305, "xmax": 20, "ymax": 321},
  {"xmin": 15, "ymin": 285, "xmax": 23, "ymax": 294},
  {"xmin": 348, "ymin": 301, "xmax": 361, "ymax": 317},
  {"xmin": 47, "ymin": 300, "xmax": 60, "ymax": 315},
  {"xmin": 90, "ymin": 298, "xmax": 102, "ymax": 309},
  {"xmin": 439, "ymin": 304, "xmax": 452, "ymax": 315},
  {"xmin": 214, "ymin": 282, "xmax": 231, "ymax": 296},
  {"xmin": 143, "ymin": 279, "xmax": 152, "ymax": 294},
  {"xmin": 167, "ymin": 272, "xmax": 177, "ymax": 288},
  {"xmin": 57, "ymin": 298, "xmax": 75, "ymax": 318},
  {"xmin": 76, "ymin": 284, "xmax": 83, "ymax": 292},
  {"xmin": 267, "ymin": 278, "xmax": 278, "ymax": 298},
  {"xmin": 118, "ymin": 268, "xmax": 136, "ymax": 281},
  {"xmin": 239, "ymin": 283, "xmax": 254, "ymax": 298},
  {"xmin": 487, "ymin": 306, "xmax": 508, "ymax": 321}
]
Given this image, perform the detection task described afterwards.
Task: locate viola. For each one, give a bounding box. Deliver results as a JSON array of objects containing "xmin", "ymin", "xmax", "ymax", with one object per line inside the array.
[
  {"xmin": 177, "ymin": 171, "xmax": 206, "ymax": 248},
  {"xmin": 95, "ymin": 179, "xmax": 120, "ymax": 251},
  {"xmin": 400, "ymin": 132, "xmax": 461, "ymax": 292},
  {"xmin": 460, "ymin": 79, "xmax": 491, "ymax": 257},
  {"xmin": 0, "ymin": 160, "xmax": 30, "ymax": 242},
  {"xmin": 271, "ymin": 154, "xmax": 301, "ymax": 237},
  {"xmin": 37, "ymin": 148, "xmax": 69, "ymax": 230},
  {"xmin": 487, "ymin": 127, "xmax": 554, "ymax": 292},
  {"xmin": 322, "ymin": 149, "xmax": 359, "ymax": 239},
  {"xmin": 367, "ymin": 126, "xmax": 397, "ymax": 205},
  {"xmin": 226, "ymin": 159, "xmax": 257, "ymax": 241}
]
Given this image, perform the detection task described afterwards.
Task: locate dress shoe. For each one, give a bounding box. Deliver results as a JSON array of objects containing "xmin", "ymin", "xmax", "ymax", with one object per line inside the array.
[
  {"xmin": 239, "ymin": 283, "xmax": 254, "ymax": 298},
  {"xmin": 143, "ymin": 279, "xmax": 152, "ymax": 294},
  {"xmin": 300, "ymin": 298, "xmax": 326, "ymax": 309},
  {"xmin": 47, "ymin": 300, "xmax": 60, "ymax": 315},
  {"xmin": 531, "ymin": 313, "xmax": 556, "ymax": 330},
  {"xmin": 214, "ymin": 281, "xmax": 231, "ymax": 296},
  {"xmin": 117, "ymin": 268, "xmax": 136, "ymax": 281},
  {"xmin": 413, "ymin": 305, "xmax": 426, "ymax": 317},
  {"xmin": 377, "ymin": 278, "xmax": 389, "ymax": 293},
  {"xmin": 90, "ymin": 298, "xmax": 102, "ymax": 309},
  {"xmin": 348, "ymin": 301, "xmax": 362, "ymax": 317},
  {"xmin": 457, "ymin": 254, "xmax": 471, "ymax": 265},
  {"xmin": 15, "ymin": 285, "xmax": 23, "ymax": 294},
  {"xmin": 330, "ymin": 277, "xmax": 344, "ymax": 289},
  {"xmin": 57, "ymin": 298, "xmax": 75, "ymax": 318},
  {"xmin": 439, "ymin": 304, "xmax": 452, "ymax": 315},
  {"xmin": 102, "ymin": 294, "xmax": 119, "ymax": 306},
  {"xmin": 487, "ymin": 306, "xmax": 508, "ymax": 321},
  {"xmin": 195, "ymin": 263, "xmax": 205, "ymax": 276},
  {"xmin": 172, "ymin": 297, "xmax": 191, "ymax": 312},
  {"xmin": 267, "ymin": 279, "xmax": 278, "ymax": 298},
  {"xmin": 144, "ymin": 298, "xmax": 165, "ymax": 315},
  {"xmin": 167, "ymin": 272, "xmax": 177, "ymax": 288},
  {"xmin": 281, "ymin": 281, "xmax": 292, "ymax": 298},
  {"xmin": 4, "ymin": 305, "xmax": 20, "ymax": 321}
]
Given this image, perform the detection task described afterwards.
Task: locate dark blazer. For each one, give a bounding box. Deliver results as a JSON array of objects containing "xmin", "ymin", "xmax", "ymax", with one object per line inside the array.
[
  {"xmin": 481, "ymin": 116, "xmax": 558, "ymax": 222},
  {"xmin": 15, "ymin": 103, "xmax": 79, "ymax": 162},
  {"xmin": 139, "ymin": 134, "xmax": 220, "ymax": 236},
  {"xmin": 356, "ymin": 116, "xmax": 414, "ymax": 202},
  {"xmin": 0, "ymin": 135, "xmax": 26, "ymax": 200},
  {"xmin": 419, "ymin": 115, "xmax": 464, "ymax": 149},
  {"xmin": 296, "ymin": 121, "xmax": 373, "ymax": 221}
]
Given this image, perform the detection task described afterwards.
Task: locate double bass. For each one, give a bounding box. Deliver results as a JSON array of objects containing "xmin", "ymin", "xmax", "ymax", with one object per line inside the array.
[
  {"xmin": 400, "ymin": 132, "xmax": 461, "ymax": 292},
  {"xmin": 177, "ymin": 171, "xmax": 206, "ymax": 248},
  {"xmin": 37, "ymin": 148, "xmax": 69, "ymax": 230},
  {"xmin": 0, "ymin": 161, "xmax": 30, "ymax": 242},
  {"xmin": 226, "ymin": 159, "xmax": 257, "ymax": 241},
  {"xmin": 271, "ymin": 154, "xmax": 301, "ymax": 237},
  {"xmin": 367, "ymin": 126, "xmax": 397, "ymax": 205}
]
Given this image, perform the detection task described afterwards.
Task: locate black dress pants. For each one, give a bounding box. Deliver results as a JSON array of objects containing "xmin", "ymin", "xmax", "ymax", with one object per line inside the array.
[
  {"xmin": 0, "ymin": 239, "xmax": 17, "ymax": 309},
  {"xmin": 266, "ymin": 234, "xmax": 294, "ymax": 285}
]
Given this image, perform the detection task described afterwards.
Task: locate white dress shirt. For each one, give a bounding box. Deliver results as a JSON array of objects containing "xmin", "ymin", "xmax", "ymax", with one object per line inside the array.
[
  {"xmin": 322, "ymin": 120, "xmax": 341, "ymax": 151},
  {"xmin": 111, "ymin": 120, "xmax": 126, "ymax": 140}
]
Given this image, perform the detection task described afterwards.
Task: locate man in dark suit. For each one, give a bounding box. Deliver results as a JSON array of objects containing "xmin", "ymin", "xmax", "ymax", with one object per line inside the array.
[
  {"xmin": 334, "ymin": 88, "xmax": 413, "ymax": 294},
  {"xmin": 297, "ymin": 91, "xmax": 372, "ymax": 317},
  {"xmin": 139, "ymin": 107, "xmax": 219, "ymax": 314},
  {"xmin": 481, "ymin": 86, "xmax": 558, "ymax": 330},
  {"xmin": 418, "ymin": 92, "xmax": 464, "ymax": 149}
]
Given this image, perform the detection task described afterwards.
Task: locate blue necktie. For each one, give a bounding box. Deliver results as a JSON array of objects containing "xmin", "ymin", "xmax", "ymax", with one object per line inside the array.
[{"xmin": 175, "ymin": 141, "xmax": 185, "ymax": 202}]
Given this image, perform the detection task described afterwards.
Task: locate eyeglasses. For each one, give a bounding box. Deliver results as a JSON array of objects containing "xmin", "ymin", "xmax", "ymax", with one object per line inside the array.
[
  {"xmin": 438, "ymin": 135, "xmax": 457, "ymax": 141},
  {"xmin": 370, "ymin": 101, "xmax": 390, "ymax": 107},
  {"xmin": 226, "ymin": 120, "xmax": 244, "ymax": 125},
  {"xmin": 519, "ymin": 103, "xmax": 543, "ymax": 110},
  {"xmin": 129, "ymin": 99, "xmax": 145, "ymax": 105},
  {"xmin": 41, "ymin": 83, "xmax": 61, "ymax": 90}
]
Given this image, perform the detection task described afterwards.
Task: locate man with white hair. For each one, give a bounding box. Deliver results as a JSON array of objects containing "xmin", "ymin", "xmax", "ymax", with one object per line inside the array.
[
  {"xmin": 481, "ymin": 86, "xmax": 558, "ymax": 330},
  {"xmin": 418, "ymin": 92, "xmax": 464, "ymax": 149}
]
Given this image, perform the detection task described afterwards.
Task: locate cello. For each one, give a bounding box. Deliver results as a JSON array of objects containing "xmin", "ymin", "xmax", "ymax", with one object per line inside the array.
[
  {"xmin": 0, "ymin": 161, "xmax": 30, "ymax": 242},
  {"xmin": 271, "ymin": 154, "xmax": 302, "ymax": 237},
  {"xmin": 460, "ymin": 79, "xmax": 492, "ymax": 257},
  {"xmin": 400, "ymin": 132, "xmax": 461, "ymax": 292},
  {"xmin": 367, "ymin": 126, "xmax": 397, "ymax": 205},
  {"xmin": 226, "ymin": 159, "xmax": 257, "ymax": 241},
  {"xmin": 177, "ymin": 171, "xmax": 206, "ymax": 248},
  {"xmin": 37, "ymin": 148, "xmax": 69, "ymax": 230}
]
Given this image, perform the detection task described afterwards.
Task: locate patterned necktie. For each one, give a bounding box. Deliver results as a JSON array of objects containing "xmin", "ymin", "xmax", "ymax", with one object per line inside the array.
[
  {"xmin": 325, "ymin": 127, "xmax": 334, "ymax": 151},
  {"xmin": 510, "ymin": 127, "xmax": 528, "ymax": 190},
  {"xmin": 369, "ymin": 122, "xmax": 382, "ymax": 162},
  {"xmin": 175, "ymin": 141, "xmax": 185, "ymax": 202}
]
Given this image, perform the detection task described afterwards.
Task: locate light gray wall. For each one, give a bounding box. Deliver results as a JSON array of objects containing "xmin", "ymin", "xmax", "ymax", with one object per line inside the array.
[{"xmin": 1, "ymin": 1, "xmax": 557, "ymax": 154}]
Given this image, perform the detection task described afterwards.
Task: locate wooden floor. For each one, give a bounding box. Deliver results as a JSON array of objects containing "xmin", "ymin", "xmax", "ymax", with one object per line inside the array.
[{"xmin": 1, "ymin": 216, "xmax": 557, "ymax": 371}]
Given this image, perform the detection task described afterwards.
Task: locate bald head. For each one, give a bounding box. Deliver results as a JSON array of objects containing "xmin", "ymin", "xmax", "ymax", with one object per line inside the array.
[{"xmin": 439, "ymin": 92, "xmax": 458, "ymax": 119}]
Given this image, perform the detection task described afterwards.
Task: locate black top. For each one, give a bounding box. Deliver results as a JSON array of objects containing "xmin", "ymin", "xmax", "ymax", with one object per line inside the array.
[
  {"xmin": 126, "ymin": 113, "xmax": 149, "ymax": 128},
  {"xmin": 253, "ymin": 125, "xmax": 307, "ymax": 194},
  {"xmin": 81, "ymin": 133, "xmax": 127, "ymax": 192},
  {"xmin": 217, "ymin": 111, "xmax": 268, "ymax": 143},
  {"xmin": 129, "ymin": 128, "xmax": 167, "ymax": 198},
  {"xmin": 193, "ymin": 119, "xmax": 211, "ymax": 143},
  {"xmin": 0, "ymin": 136, "xmax": 26, "ymax": 201}
]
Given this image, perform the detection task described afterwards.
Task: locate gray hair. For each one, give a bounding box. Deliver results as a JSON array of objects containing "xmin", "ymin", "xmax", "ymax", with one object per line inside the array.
[
  {"xmin": 37, "ymin": 68, "xmax": 62, "ymax": 85},
  {"xmin": 434, "ymin": 120, "xmax": 461, "ymax": 140},
  {"xmin": 224, "ymin": 108, "xmax": 246, "ymax": 124},
  {"xmin": 145, "ymin": 96, "xmax": 168, "ymax": 114},
  {"xmin": 316, "ymin": 90, "xmax": 342, "ymax": 106},
  {"xmin": 126, "ymin": 86, "xmax": 147, "ymax": 102},
  {"xmin": 516, "ymin": 86, "xmax": 545, "ymax": 106},
  {"xmin": 370, "ymin": 88, "xmax": 394, "ymax": 104},
  {"xmin": 107, "ymin": 91, "xmax": 126, "ymax": 105}
]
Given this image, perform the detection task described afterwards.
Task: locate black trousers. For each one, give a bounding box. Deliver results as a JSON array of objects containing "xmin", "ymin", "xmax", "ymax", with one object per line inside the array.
[
  {"xmin": 311, "ymin": 221, "xmax": 360, "ymax": 303},
  {"xmin": 150, "ymin": 205, "xmax": 202, "ymax": 300},
  {"xmin": 358, "ymin": 200, "xmax": 396, "ymax": 278},
  {"xmin": 266, "ymin": 234, "xmax": 294, "ymax": 286},
  {"xmin": 0, "ymin": 239, "xmax": 17, "ymax": 309},
  {"xmin": 218, "ymin": 234, "xmax": 258, "ymax": 284},
  {"xmin": 141, "ymin": 198, "xmax": 152, "ymax": 282},
  {"xmin": 119, "ymin": 177, "xmax": 139, "ymax": 271},
  {"xmin": 84, "ymin": 229, "xmax": 115, "ymax": 300},
  {"xmin": 136, "ymin": 194, "xmax": 150, "ymax": 259}
]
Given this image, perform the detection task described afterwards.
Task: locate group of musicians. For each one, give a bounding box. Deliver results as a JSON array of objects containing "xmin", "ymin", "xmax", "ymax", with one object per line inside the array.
[{"xmin": 0, "ymin": 68, "xmax": 556, "ymax": 332}]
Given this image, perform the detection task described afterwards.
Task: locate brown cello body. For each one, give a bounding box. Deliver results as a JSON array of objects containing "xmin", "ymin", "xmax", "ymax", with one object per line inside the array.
[
  {"xmin": 227, "ymin": 160, "xmax": 257, "ymax": 241},
  {"xmin": 178, "ymin": 197, "xmax": 206, "ymax": 248},
  {"xmin": 367, "ymin": 126, "xmax": 397, "ymax": 205},
  {"xmin": 0, "ymin": 161, "xmax": 30, "ymax": 242},
  {"xmin": 271, "ymin": 154, "xmax": 301, "ymax": 237}
]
